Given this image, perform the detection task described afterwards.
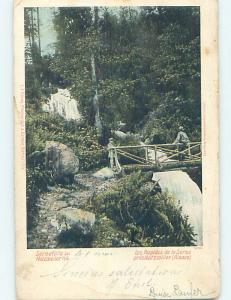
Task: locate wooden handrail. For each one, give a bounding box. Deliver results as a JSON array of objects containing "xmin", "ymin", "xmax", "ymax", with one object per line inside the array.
[
  {"xmin": 108, "ymin": 142, "xmax": 201, "ymax": 172},
  {"xmin": 111, "ymin": 142, "xmax": 201, "ymax": 150}
]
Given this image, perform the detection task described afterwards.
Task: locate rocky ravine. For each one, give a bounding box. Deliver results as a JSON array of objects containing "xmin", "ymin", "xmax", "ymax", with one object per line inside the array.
[{"xmin": 27, "ymin": 172, "xmax": 117, "ymax": 249}]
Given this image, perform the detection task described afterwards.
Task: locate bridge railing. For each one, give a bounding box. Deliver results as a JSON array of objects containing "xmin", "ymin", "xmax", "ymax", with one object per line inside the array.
[{"xmin": 108, "ymin": 142, "xmax": 201, "ymax": 170}]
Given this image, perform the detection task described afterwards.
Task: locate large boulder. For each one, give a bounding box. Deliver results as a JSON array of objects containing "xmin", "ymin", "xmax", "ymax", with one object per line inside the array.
[
  {"xmin": 57, "ymin": 208, "xmax": 95, "ymax": 234},
  {"xmin": 45, "ymin": 141, "xmax": 79, "ymax": 183},
  {"xmin": 112, "ymin": 130, "xmax": 142, "ymax": 144},
  {"xmin": 93, "ymin": 167, "xmax": 114, "ymax": 180},
  {"xmin": 112, "ymin": 130, "xmax": 127, "ymax": 140}
]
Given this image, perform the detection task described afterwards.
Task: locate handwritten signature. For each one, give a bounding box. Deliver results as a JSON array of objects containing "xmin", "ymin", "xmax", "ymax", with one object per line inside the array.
[{"xmin": 149, "ymin": 282, "xmax": 212, "ymax": 298}]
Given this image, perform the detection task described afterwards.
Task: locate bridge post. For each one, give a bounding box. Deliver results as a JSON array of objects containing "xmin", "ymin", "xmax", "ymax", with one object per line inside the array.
[
  {"xmin": 154, "ymin": 145, "xmax": 157, "ymax": 164},
  {"xmin": 114, "ymin": 148, "xmax": 122, "ymax": 172},
  {"xmin": 188, "ymin": 144, "xmax": 191, "ymax": 159},
  {"xmin": 145, "ymin": 146, "xmax": 148, "ymax": 163},
  {"xmin": 109, "ymin": 148, "xmax": 114, "ymax": 169}
]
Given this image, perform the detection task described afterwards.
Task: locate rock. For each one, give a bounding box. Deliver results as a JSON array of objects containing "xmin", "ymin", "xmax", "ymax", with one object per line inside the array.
[
  {"xmin": 57, "ymin": 208, "xmax": 95, "ymax": 234},
  {"xmin": 112, "ymin": 130, "xmax": 142, "ymax": 144},
  {"xmin": 113, "ymin": 130, "xmax": 127, "ymax": 140},
  {"xmin": 45, "ymin": 141, "xmax": 79, "ymax": 183},
  {"xmin": 117, "ymin": 121, "xmax": 126, "ymax": 131},
  {"xmin": 93, "ymin": 167, "xmax": 114, "ymax": 180},
  {"xmin": 52, "ymin": 201, "xmax": 69, "ymax": 211}
]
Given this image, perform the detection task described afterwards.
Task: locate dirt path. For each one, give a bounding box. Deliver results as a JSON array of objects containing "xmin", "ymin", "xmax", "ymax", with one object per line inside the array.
[{"xmin": 27, "ymin": 172, "xmax": 117, "ymax": 249}]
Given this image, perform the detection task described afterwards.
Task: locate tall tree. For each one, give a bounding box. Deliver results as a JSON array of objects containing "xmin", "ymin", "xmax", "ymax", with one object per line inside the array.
[
  {"xmin": 51, "ymin": 6, "xmax": 201, "ymax": 140},
  {"xmin": 37, "ymin": 8, "xmax": 41, "ymax": 56},
  {"xmin": 91, "ymin": 7, "xmax": 103, "ymax": 137},
  {"xmin": 25, "ymin": 8, "xmax": 42, "ymax": 105},
  {"xmin": 140, "ymin": 6, "xmax": 201, "ymax": 141},
  {"xmin": 25, "ymin": 8, "xmax": 50, "ymax": 106}
]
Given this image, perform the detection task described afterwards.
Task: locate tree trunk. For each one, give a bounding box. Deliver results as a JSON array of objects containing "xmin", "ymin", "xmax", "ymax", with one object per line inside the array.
[
  {"xmin": 91, "ymin": 7, "xmax": 103, "ymax": 137},
  {"xmin": 37, "ymin": 8, "xmax": 41, "ymax": 56},
  {"xmin": 30, "ymin": 8, "xmax": 35, "ymax": 44},
  {"xmin": 91, "ymin": 53, "xmax": 103, "ymax": 137}
]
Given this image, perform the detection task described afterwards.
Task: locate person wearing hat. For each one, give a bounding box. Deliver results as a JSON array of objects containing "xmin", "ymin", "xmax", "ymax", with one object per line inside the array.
[
  {"xmin": 107, "ymin": 138, "xmax": 117, "ymax": 169},
  {"xmin": 173, "ymin": 126, "xmax": 190, "ymax": 160}
]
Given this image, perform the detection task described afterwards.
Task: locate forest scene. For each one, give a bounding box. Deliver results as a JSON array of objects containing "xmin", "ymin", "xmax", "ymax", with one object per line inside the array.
[{"xmin": 25, "ymin": 6, "xmax": 202, "ymax": 249}]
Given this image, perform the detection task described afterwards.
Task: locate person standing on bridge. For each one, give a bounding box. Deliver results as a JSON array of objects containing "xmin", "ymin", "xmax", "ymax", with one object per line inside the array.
[{"xmin": 173, "ymin": 126, "xmax": 190, "ymax": 160}]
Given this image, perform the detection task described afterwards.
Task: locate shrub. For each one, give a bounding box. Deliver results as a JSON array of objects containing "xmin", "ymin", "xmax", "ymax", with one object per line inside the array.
[
  {"xmin": 93, "ymin": 171, "xmax": 196, "ymax": 246},
  {"xmin": 26, "ymin": 164, "xmax": 54, "ymax": 231},
  {"xmin": 26, "ymin": 111, "xmax": 106, "ymax": 171},
  {"xmin": 26, "ymin": 109, "xmax": 108, "ymax": 233}
]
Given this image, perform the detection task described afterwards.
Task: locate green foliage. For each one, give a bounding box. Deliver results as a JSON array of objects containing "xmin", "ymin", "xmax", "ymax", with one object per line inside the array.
[
  {"xmin": 57, "ymin": 227, "xmax": 95, "ymax": 248},
  {"xmin": 26, "ymin": 110, "xmax": 106, "ymax": 170},
  {"xmin": 25, "ymin": 7, "xmax": 201, "ymax": 247},
  {"xmin": 92, "ymin": 217, "xmax": 128, "ymax": 248},
  {"xmin": 92, "ymin": 171, "xmax": 196, "ymax": 246},
  {"xmin": 26, "ymin": 109, "xmax": 106, "ymax": 230},
  {"xmin": 51, "ymin": 6, "xmax": 201, "ymax": 138},
  {"xmin": 26, "ymin": 165, "xmax": 53, "ymax": 230}
]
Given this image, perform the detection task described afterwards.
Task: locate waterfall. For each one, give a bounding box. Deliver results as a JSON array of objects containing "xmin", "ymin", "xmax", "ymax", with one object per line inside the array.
[
  {"xmin": 42, "ymin": 88, "xmax": 82, "ymax": 121},
  {"xmin": 152, "ymin": 170, "xmax": 202, "ymax": 245}
]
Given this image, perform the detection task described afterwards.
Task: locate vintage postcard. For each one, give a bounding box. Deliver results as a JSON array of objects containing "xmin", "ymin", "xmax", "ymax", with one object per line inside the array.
[{"xmin": 14, "ymin": 0, "xmax": 219, "ymax": 299}]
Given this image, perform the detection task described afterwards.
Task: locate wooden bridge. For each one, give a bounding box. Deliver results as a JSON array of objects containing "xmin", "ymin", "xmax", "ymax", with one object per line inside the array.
[{"xmin": 109, "ymin": 142, "xmax": 202, "ymax": 173}]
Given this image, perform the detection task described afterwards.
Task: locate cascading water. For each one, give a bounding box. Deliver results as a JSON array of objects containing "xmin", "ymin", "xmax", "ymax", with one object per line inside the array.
[
  {"xmin": 152, "ymin": 170, "xmax": 202, "ymax": 245},
  {"xmin": 42, "ymin": 89, "xmax": 82, "ymax": 121}
]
